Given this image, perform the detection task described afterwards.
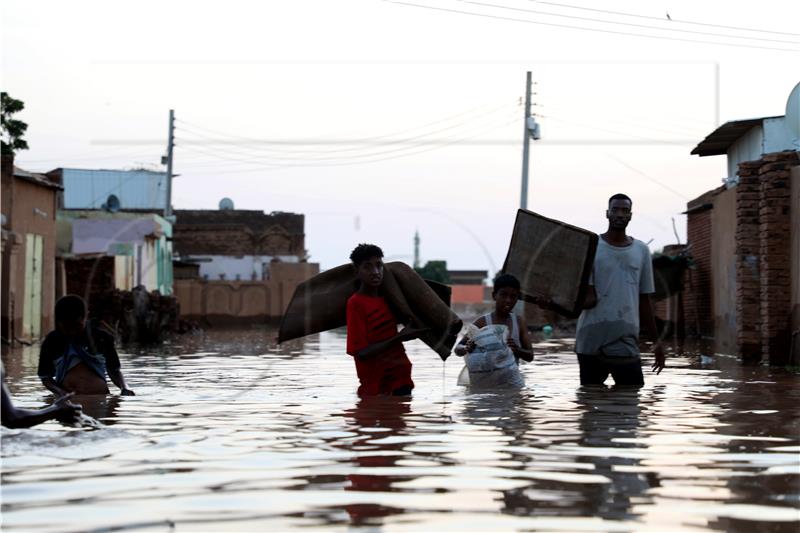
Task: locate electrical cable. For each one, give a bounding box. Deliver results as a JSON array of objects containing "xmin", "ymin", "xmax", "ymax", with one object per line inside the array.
[
  {"xmin": 460, "ymin": 0, "xmax": 800, "ymax": 45},
  {"xmin": 386, "ymin": 1, "xmax": 800, "ymax": 52}
]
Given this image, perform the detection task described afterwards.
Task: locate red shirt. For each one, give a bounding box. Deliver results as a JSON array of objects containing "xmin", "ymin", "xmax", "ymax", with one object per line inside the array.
[{"xmin": 346, "ymin": 292, "xmax": 413, "ymax": 396}]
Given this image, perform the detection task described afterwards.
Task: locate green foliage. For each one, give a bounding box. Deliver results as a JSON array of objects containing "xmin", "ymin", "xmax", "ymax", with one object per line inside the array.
[
  {"xmin": 415, "ymin": 260, "xmax": 450, "ymax": 284},
  {"xmin": 1, "ymin": 92, "xmax": 29, "ymax": 155}
]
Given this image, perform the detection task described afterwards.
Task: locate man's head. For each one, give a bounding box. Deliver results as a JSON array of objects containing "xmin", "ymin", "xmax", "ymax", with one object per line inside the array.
[
  {"xmin": 350, "ymin": 243, "xmax": 385, "ymax": 289},
  {"xmin": 55, "ymin": 294, "xmax": 87, "ymax": 336},
  {"xmin": 606, "ymin": 193, "xmax": 632, "ymax": 231},
  {"xmin": 492, "ymin": 273, "xmax": 521, "ymax": 315}
]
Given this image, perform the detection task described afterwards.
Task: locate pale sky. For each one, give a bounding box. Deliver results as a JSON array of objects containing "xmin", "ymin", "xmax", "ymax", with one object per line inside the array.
[{"xmin": 3, "ymin": 0, "xmax": 799, "ymax": 273}]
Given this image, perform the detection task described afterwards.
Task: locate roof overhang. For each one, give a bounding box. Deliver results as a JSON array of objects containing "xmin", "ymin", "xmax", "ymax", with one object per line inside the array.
[{"xmin": 690, "ymin": 116, "xmax": 780, "ymax": 157}]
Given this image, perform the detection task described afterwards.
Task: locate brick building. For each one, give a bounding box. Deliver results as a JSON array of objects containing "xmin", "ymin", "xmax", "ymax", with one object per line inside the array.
[
  {"xmin": 173, "ymin": 208, "xmax": 306, "ymax": 281},
  {"xmin": 171, "ymin": 204, "xmax": 319, "ymax": 323},
  {"xmin": 1, "ymin": 155, "xmax": 63, "ymax": 344},
  {"xmin": 688, "ymin": 83, "xmax": 800, "ymax": 364}
]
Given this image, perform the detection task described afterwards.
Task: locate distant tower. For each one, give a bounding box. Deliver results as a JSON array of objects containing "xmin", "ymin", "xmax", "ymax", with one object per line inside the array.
[{"xmin": 413, "ymin": 230, "xmax": 420, "ymax": 269}]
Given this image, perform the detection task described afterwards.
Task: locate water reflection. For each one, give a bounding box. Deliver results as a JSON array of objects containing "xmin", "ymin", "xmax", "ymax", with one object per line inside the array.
[
  {"xmin": 338, "ymin": 396, "xmax": 412, "ymax": 526},
  {"xmin": 574, "ymin": 386, "xmax": 655, "ymax": 522},
  {"xmin": 0, "ymin": 330, "xmax": 798, "ymax": 532}
]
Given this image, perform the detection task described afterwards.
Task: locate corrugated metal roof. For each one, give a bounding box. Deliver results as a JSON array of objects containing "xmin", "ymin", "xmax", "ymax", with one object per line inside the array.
[
  {"xmin": 691, "ymin": 116, "xmax": 780, "ymax": 157},
  {"xmin": 13, "ymin": 166, "xmax": 63, "ymax": 190}
]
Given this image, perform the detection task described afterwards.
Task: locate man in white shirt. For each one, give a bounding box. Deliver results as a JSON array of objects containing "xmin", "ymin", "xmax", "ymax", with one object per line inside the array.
[{"xmin": 575, "ymin": 194, "xmax": 666, "ymax": 386}]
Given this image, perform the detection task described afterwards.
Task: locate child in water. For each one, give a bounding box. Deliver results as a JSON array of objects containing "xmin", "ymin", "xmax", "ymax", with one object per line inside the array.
[
  {"xmin": 38, "ymin": 295, "xmax": 135, "ymax": 396},
  {"xmin": 346, "ymin": 243, "xmax": 428, "ymax": 396},
  {"xmin": 454, "ymin": 274, "xmax": 534, "ymax": 378}
]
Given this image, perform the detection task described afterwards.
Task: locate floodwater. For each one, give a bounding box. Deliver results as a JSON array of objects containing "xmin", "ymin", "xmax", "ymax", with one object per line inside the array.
[{"xmin": 1, "ymin": 328, "xmax": 799, "ymax": 532}]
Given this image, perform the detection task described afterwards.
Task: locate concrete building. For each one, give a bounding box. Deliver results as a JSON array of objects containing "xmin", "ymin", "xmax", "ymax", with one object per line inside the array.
[
  {"xmin": 447, "ymin": 270, "xmax": 489, "ymax": 305},
  {"xmin": 1, "ymin": 156, "xmax": 63, "ymax": 343},
  {"xmin": 686, "ymin": 83, "xmax": 800, "ymax": 364},
  {"xmin": 57, "ymin": 210, "xmax": 174, "ymax": 298},
  {"xmin": 172, "ymin": 208, "xmax": 307, "ymax": 281},
  {"xmin": 171, "ymin": 204, "xmax": 318, "ymax": 323},
  {"xmin": 47, "ymin": 168, "xmax": 169, "ymax": 212}
]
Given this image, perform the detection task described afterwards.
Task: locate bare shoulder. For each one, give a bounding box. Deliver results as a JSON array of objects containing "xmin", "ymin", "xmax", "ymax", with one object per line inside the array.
[{"xmin": 473, "ymin": 316, "xmax": 487, "ymax": 328}]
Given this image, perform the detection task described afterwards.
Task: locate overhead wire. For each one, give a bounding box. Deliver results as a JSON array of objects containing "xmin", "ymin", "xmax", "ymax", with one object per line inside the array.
[
  {"xmin": 460, "ymin": 0, "xmax": 800, "ymax": 44},
  {"xmin": 172, "ymin": 102, "xmax": 522, "ymax": 166},
  {"xmin": 178, "ymin": 111, "xmax": 520, "ymax": 170},
  {"xmin": 526, "ymin": 0, "xmax": 800, "ymax": 37},
  {"xmin": 180, "ymin": 115, "xmax": 521, "ymax": 174},
  {"xmin": 386, "ymin": 1, "xmax": 800, "ymax": 52},
  {"xmin": 174, "ymin": 100, "xmax": 520, "ymax": 159}
]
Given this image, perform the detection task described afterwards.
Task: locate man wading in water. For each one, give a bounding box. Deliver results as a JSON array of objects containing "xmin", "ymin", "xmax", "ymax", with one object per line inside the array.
[{"xmin": 575, "ymin": 193, "xmax": 665, "ymax": 386}]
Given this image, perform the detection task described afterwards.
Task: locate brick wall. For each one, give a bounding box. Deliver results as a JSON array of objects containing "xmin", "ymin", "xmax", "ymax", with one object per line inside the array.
[
  {"xmin": 735, "ymin": 161, "xmax": 762, "ymax": 361},
  {"xmin": 757, "ymin": 152, "xmax": 798, "ymax": 364},
  {"xmin": 684, "ymin": 191, "xmax": 717, "ymax": 338}
]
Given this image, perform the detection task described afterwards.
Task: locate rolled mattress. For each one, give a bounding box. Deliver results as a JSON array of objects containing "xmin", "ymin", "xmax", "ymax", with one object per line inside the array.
[{"xmin": 278, "ymin": 261, "xmax": 462, "ymax": 360}]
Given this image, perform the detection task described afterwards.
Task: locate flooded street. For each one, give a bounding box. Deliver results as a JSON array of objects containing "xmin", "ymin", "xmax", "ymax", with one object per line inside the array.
[{"xmin": 2, "ymin": 329, "xmax": 799, "ymax": 532}]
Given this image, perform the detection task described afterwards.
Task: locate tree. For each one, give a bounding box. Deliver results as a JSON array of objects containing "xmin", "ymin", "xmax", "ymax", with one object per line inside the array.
[
  {"xmin": 1, "ymin": 92, "xmax": 29, "ymax": 155},
  {"xmin": 415, "ymin": 260, "xmax": 450, "ymax": 284}
]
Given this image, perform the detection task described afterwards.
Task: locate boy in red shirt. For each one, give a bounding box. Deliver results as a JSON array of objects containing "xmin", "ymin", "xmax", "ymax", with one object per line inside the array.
[{"xmin": 346, "ymin": 244, "xmax": 427, "ymax": 396}]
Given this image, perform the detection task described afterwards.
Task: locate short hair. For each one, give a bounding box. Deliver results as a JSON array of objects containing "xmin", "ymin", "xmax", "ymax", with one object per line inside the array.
[
  {"xmin": 350, "ymin": 243, "xmax": 384, "ymax": 266},
  {"xmin": 608, "ymin": 193, "xmax": 632, "ymax": 207},
  {"xmin": 493, "ymin": 273, "xmax": 521, "ymax": 294},
  {"xmin": 55, "ymin": 294, "xmax": 87, "ymax": 323}
]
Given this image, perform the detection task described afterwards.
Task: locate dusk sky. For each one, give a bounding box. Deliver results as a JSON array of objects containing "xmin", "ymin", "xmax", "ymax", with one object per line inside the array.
[{"xmin": 3, "ymin": 0, "xmax": 798, "ymax": 272}]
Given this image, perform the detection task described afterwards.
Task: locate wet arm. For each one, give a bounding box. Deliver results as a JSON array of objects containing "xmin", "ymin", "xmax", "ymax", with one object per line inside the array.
[
  {"xmin": 40, "ymin": 376, "xmax": 69, "ymax": 397},
  {"xmin": 2, "ymin": 384, "xmax": 63, "ymax": 429},
  {"xmin": 108, "ymin": 368, "xmax": 134, "ymax": 395},
  {"xmin": 639, "ymin": 293, "xmax": 661, "ymax": 343},
  {"xmin": 582, "ymin": 286, "xmax": 597, "ymax": 309},
  {"xmin": 515, "ymin": 315, "xmax": 535, "ymax": 362}
]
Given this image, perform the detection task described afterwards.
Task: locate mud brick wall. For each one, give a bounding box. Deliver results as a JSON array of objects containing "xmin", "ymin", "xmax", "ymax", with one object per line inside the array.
[
  {"xmin": 735, "ymin": 161, "xmax": 763, "ymax": 362},
  {"xmin": 757, "ymin": 151, "xmax": 798, "ymax": 364},
  {"xmin": 684, "ymin": 192, "xmax": 716, "ymax": 338}
]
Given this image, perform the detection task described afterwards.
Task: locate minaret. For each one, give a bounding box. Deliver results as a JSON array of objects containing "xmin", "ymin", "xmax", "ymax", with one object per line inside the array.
[{"xmin": 413, "ymin": 230, "xmax": 420, "ymax": 269}]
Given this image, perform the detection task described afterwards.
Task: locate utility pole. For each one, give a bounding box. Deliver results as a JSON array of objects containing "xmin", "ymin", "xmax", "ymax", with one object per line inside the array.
[
  {"xmin": 165, "ymin": 109, "xmax": 175, "ymax": 217},
  {"xmin": 520, "ymin": 71, "xmax": 532, "ymax": 210}
]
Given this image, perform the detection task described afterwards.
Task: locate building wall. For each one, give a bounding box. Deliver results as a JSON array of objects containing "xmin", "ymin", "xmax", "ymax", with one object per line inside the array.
[
  {"xmin": 450, "ymin": 284, "xmax": 486, "ymax": 305},
  {"xmin": 58, "ymin": 168, "xmax": 168, "ymax": 211},
  {"xmin": 175, "ymin": 261, "xmax": 319, "ymax": 323},
  {"xmin": 59, "ymin": 211, "xmax": 173, "ymax": 296},
  {"xmin": 792, "ymin": 166, "xmax": 800, "ymax": 335},
  {"xmin": 727, "ymin": 126, "xmax": 764, "ymax": 180},
  {"xmin": 684, "ymin": 196, "xmax": 716, "ymax": 338},
  {"xmin": 196, "ymin": 255, "xmax": 300, "ymax": 281},
  {"xmin": 6, "ymin": 179, "xmax": 59, "ymax": 340},
  {"xmin": 711, "ymin": 188, "xmax": 737, "ymax": 354}
]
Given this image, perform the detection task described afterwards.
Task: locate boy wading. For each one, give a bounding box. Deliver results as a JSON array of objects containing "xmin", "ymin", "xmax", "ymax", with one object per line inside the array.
[
  {"xmin": 346, "ymin": 244, "xmax": 426, "ymax": 396},
  {"xmin": 576, "ymin": 194, "xmax": 665, "ymax": 386}
]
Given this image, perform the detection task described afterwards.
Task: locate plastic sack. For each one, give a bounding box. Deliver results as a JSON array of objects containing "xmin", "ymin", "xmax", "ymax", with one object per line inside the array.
[{"xmin": 457, "ymin": 324, "xmax": 524, "ymax": 388}]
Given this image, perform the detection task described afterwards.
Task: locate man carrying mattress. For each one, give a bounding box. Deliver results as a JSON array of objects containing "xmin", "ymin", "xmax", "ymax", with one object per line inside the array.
[{"xmin": 346, "ymin": 244, "xmax": 429, "ymax": 396}]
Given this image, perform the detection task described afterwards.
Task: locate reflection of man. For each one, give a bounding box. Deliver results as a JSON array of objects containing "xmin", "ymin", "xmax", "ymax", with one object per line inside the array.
[
  {"xmin": 576, "ymin": 194, "xmax": 665, "ymax": 386},
  {"xmin": 576, "ymin": 387, "xmax": 655, "ymax": 520}
]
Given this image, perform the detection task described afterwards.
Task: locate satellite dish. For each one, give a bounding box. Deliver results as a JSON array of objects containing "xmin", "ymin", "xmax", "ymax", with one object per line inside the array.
[
  {"xmin": 785, "ymin": 82, "xmax": 800, "ymax": 147},
  {"xmin": 219, "ymin": 197, "xmax": 235, "ymax": 211},
  {"xmin": 103, "ymin": 194, "xmax": 121, "ymax": 213}
]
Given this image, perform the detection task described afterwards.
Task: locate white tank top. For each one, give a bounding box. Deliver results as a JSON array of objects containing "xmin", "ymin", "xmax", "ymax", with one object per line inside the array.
[{"xmin": 483, "ymin": 312, "xmax": 521, "ymax": 347}]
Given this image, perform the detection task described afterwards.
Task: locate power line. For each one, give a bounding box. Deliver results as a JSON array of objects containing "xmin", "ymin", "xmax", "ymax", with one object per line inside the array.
[
  {"xmin": 387, "ymin": 1, "xmax": 800, "ymax": 52},
  {"xmin": 174, "ymin": 102, "xmax": 519, "ymax": 160},
  {"xmin": 461, "ymin": 0, "xmax": 800, "ymax": 44},
  {"xmin": 527, "ymin": 0, "xmax": 800, "ymax": 37},
  {"xmin": 175, "ymin": 101, "xmax": 511, "ymax": 153},
  {"xmin": 178, "ymin": 113, "xmax": 519, "ymax": 169},
  {"xmin": 606, "ymin": 154, "xmax": 689, "ymax": 201},
  {"xmin": 179, "ymin": 116, "xmax": 520, "ymax": 174}
]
